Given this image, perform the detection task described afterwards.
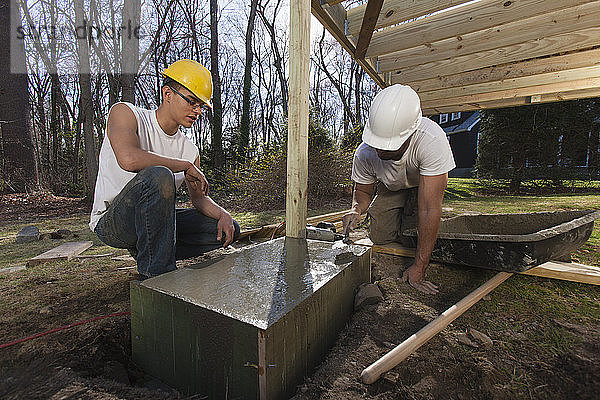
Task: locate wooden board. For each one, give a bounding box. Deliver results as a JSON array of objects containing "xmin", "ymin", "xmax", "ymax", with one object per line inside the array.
[
  {"xmin": 355, "ymin": 238, "xmax": 599, "ymax": 285},
  {"xmin": 422, "ymin": 76, "xmax": 600, "ymax": 109},
  {"xmin": 354, "ymin": 238, "xmax": 416, "ymax": 257},
  {"xmin": 418, "ymin": 66, "xmax": 600, "ymax": 103},
  {"xmin": 422, "ymin": 87, "xmax": 600, "ymax": 115},
  {"xmin": 406, "ymin": 49, "xmax": 600, "ymax": 92},
  {"xmin": 346, "ymin": 0, "xmax": 474, "ymax": 37},
  {"xmin": 239, "ymin": 209, "xmax": 349, "ymax": 240},
  {"xmin": 372, "ymin": 2, "xmax": 600, "ymax": 61},
  {"xmin": 27, "ymin": 241, "xmax": 93, "ymax": 266},
  {"xmin": 384, "ymin": 26, "xmax": 600, "ymax": 78},
  {"xmin": 522, "ymin": 261, "xmax": 600, "ymax": 285},
  {"xmin": 366, "ymin": 0, "xmax": 593, "ymax": 56}
]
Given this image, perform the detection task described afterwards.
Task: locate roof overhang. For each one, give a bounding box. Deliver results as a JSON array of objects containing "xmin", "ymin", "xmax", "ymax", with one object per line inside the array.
[{"xmin": 312, "ymin": 0, "xmax": 600, "ymax": 115}]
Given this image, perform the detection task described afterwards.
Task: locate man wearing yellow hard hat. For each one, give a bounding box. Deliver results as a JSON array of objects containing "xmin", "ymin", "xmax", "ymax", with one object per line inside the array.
[{"xmin": 89, "ymin": 59, "xmax": 239, "ymax": 278}]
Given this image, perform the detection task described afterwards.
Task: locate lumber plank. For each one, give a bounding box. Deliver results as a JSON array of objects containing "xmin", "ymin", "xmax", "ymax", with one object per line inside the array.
[
  {"xmin": 240, "ymin": 210, "xmax": 349, "ymax": 240},
  {"xmin": 373, "ymin": 1, "xmax": 600, "ymax": 62},
  {"xmin": 346, "ymin": 0, "xmax": 473, "ymax": 37},
  {"xmin": 421, "ymin": 87, "xmax": 600, "ymax": 114},
  {"xmin": 418, "ymin": 65, "xmax": 600, "ymax": 103},
  {"xmin": 386, "ymin": 27, "xmax": 600, "ymax": 79},
  {"xmin": 355, "ymin": 0, "xmax": 384, "ymax": 60},
  {"xmin": 27, "ymin": 241, "xmax": 93, "ymax": 266},
  {"xmin": 405, "ymin": 49, "xmax": 600, "ymax": 92},
  {"xmin": 422, "ymin": 76, "xmax": 600, "ymax": 109},
  {"xmin": 286, "ymin": 0, "xmax": 311, "ymax": 238},
  {"xmin": 354, "ymin": 238, "xmax": 416, "ymax": 257},
  {"xmin": 522, "ymin": 261, "xmax": 600, "ymax": 285},
  {"xmin": 367, "ymin": 0, "xmax": 594, "ymax": 57}
]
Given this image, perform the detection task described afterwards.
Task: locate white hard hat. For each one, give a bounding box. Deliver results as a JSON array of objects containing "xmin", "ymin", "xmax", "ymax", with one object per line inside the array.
[{"xmin": 362, "ymin": 84, "xmax": 422, "ymax": 151}]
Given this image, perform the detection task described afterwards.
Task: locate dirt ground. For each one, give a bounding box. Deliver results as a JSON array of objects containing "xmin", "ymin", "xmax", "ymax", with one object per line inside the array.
[{"xmin": 1, "ymin": 195, "xmax": 599, "ymax": 399}]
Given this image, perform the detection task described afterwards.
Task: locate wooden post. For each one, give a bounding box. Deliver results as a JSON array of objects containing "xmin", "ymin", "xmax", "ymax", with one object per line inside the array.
[
  {"xmin": 286, "ymin": 0, "xmax": 310, "ymax": 238},
  {"xmin": 361, "ymin": 271, "xmax": 513, "ymax": 384}
]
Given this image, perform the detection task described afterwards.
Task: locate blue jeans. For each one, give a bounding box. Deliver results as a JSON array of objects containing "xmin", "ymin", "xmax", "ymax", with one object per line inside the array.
[{"xmin": 94, "ymin": 166, "xmax": 240, "ymax": 277}]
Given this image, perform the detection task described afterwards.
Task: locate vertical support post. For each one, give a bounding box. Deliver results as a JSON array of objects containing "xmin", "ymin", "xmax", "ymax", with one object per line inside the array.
[{"xmin": 286, "ymin": 0, "xmax": 311, "ymax": 238}]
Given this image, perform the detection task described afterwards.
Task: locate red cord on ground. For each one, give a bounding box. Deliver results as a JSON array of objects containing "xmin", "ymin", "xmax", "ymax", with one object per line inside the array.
[
  {"xmin": 0, "ymin": 311, "xmax": 131, "ymax": 350},
  {"xmin": 271, "ymin": 220, "xmax": 286, "ymax": 240}
]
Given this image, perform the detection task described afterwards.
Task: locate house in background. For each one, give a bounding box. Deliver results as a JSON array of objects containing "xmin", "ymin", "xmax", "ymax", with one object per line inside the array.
[{"xmin": 430, "ymin": 111, "xmax": 481, "ymax": 178}]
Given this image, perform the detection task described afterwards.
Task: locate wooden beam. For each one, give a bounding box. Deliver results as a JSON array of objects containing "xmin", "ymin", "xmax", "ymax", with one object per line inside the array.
[
  {"xmin": 373, "ymin": 1, "xmax": 600, "ymax": 62},
  {"xmin": 522, "ymin": 261, "xmax": 600, "ymax": 285},
  {"xmin": 418, "ymin": 65, "xmax": 600, "ymax": 103},
  {"xmin": 354, "ymin": 0, "xmax": 384, "ymax": 60},
  {"xmin": 347, "ymin": 0, "xmax": 473, "ymax": 37},
  {"xmin": 403, "ymin": 49, "xmax": 600, "ymax": 91},
  {"xmin": 367, "ymin": 0, "xmax": 594, "ymax": 57},
  {"xmin": 27, "ymin": 241, "xmax": 93, "ymax": 266},
  {"xmin": 422, "ymin": 76, "xmax": 600, "ymax": 109},
  {"xmin": 361, "ymin": 271, "xmax": 513, "ymax": 384},
  {"xmin": 286, "ymin": 0, "xmax": 311, "ymax": 238},
  {"xmin": 354, "ymin": 238, "xmax": 416, "ymax": 257},
  {"xmin": 385, "ymin": 27, "xmax": 600, "ymax": 80},
  {"xmin": 422, "ymin": 87, "xmax": 600, "ymax": 114},
  {"xmin": 311, "ymin": 0, "xmax": 386, "ymax": 86}
]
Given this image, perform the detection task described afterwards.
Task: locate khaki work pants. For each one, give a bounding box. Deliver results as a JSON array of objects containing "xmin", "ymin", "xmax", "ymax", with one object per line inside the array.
[{"xmin": 367, "ymin": 183, "xmax": 418, "ymax": 245}]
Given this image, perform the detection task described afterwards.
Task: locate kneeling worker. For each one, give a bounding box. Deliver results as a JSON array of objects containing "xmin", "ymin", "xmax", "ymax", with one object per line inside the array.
[
  {"xmin": 90, "ymin": 59, "xmax": 240, "ymax": 278},
  {"xmin": 343, "ymin": 85, "xmax": 455, "ymax": 294}
]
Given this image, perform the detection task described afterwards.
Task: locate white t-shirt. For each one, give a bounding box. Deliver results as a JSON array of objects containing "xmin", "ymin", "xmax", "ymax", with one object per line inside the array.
[
  {"xmin": 351, "ymin": 117, "xmax": 455, "ymax": 191},
  {"xmin": 89, "ymin": 102, "xmax": 199, "ymax": 231}
]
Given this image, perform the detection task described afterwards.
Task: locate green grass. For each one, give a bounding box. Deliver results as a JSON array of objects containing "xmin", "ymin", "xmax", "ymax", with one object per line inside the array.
[{"xmin": 1, "ymin": 179, "xmax": 598, "ymax": 269}]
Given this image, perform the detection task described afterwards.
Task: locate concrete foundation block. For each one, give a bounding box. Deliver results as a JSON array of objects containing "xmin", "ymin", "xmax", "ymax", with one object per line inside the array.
[{"xmin": 131, "ymin": 237, "xmax": 371, "ymax": 399}]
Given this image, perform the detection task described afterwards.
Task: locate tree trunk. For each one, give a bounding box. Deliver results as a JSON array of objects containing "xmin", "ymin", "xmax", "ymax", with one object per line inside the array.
[
  {"xmin": 120, "ymin": 0, "xmax": 140, "ymax": 103},
  {"xmin": 0, "ymin": 0, "xmax": 38, "ymax": 192},
  {"xmin": 209, "ymin": 0, "xmax": 224, "ymax": 171},
  {"xmin": 258, "ymin": 0, "xmax": 287, "ymax": 116},
  {"xmin": 75, "ymin": 0, "xmax": 98, "ymax": 198},
  {"xmin": 238, "ymin": 0, "xmax": 258, "ymax": 162}
]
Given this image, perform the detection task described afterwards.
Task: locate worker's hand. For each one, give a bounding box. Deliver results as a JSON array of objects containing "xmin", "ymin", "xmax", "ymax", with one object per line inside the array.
[
  {"xmin": 402, "ymin": 264, "xmax": 439, "ymax": 295},
  {"xmin": 185, "ymin": 164, "xmax": 209, "ymax": 196},
  {"xmin": 217, "ymin": 211, "xmax": 235, "ymax": 247},
  {"xmin": 342, "ymin": 209, "xmax": 361, "ymax": 236}
]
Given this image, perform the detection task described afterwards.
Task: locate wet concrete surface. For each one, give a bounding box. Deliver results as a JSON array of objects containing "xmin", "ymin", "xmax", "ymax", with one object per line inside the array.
[{"xmin": 140, "ymin": 237, "xmax": 369, "ymax": 330}]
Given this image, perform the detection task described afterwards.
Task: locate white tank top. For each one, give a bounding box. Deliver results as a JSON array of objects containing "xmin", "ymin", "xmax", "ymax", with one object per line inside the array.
[{"xmin": 89, "ymin": 102, "xmax": 199, "ymax": 231}]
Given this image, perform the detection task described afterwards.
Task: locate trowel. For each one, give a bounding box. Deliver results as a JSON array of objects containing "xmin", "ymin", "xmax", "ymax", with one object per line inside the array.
[{"xmin": 305, "ymin": 222, "xmax": 345, "ymax": 242}]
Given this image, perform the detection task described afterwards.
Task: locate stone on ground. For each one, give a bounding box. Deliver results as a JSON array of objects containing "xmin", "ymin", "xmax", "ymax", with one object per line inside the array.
[{"xmin": 16, "ymin": 225, "xmax": 40, "ymax": 244}]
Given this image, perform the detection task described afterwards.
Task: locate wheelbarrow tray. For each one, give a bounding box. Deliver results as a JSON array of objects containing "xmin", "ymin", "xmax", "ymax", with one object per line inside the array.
[{"xmin": 403, "ymin": 210, "xmax": 600, "ymax": 272}]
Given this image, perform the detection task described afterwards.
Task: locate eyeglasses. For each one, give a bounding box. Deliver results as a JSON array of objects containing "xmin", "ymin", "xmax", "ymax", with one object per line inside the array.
[{"xmin": 168, "ymin": 85, "xmax": 210, "ymax": 112}]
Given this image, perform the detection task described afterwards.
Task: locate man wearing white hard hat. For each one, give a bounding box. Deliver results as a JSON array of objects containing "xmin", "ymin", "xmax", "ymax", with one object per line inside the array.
[{"xmin": 342, "ymin": 85, "xmax": 455, "ymax": 294}]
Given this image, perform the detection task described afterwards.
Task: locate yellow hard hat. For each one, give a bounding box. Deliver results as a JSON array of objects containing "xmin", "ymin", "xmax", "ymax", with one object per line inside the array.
[{"xmin": 162, "ymin": 59, "xmax": 213, "ymax": 108}]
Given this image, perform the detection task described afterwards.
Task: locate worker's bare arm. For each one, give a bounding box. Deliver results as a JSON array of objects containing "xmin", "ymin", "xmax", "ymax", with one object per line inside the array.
[
  {"xmin": 343, "ymin": 182, "xmax": 375, "ymax": 234},
  {"xmin": 402, "ymin": 173, "xmax": 447, "ymax": 294},
  {"xmin": 187, "ymin": 157, "xmax": 235, "ymax": 246},
  {"xmin": 106, "ymin": 104, "xmax": 208, "ymax": 194},
  {"xmin": 106, "ymin": 104, "xmax": 188, "ymax": 173}
]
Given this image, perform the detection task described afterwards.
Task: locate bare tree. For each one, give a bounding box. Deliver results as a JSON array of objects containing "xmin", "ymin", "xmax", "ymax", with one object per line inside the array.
[
  {"xmin": 0, "ymin": 0, "xmax": 38, "ymax": 192},
  {"xmin": 75, "ymin": 0, "xmax": 98, "ymax": 196},
  {"xmin": 209, "ymin": 0, "xmax": 224, "ymax": 170},
  {"xmin": 238, "ymin": 0, "xmax": 258, "ymax": 161},
  {"xmin": 257, "ymin": 0, "xmax": 287, "ymax": 116}
]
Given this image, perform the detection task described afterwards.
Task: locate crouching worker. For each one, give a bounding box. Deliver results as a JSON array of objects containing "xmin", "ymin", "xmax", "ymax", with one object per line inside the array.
[
  {"xmin": 342, "ymin": 85, "xmax": 455, "ymax": 294},
  {"xmin": 89, "ymin": 59, "xmax": 240, "ymax": 278}
]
